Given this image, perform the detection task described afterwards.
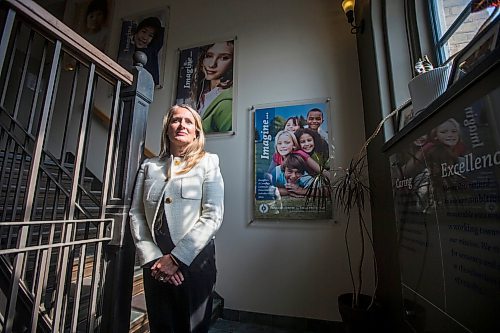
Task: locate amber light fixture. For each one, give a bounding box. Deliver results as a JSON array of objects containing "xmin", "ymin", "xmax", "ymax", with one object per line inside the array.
[{"xmin": 342, "ymin": 0, "xmax": 362, "ymax": 34}]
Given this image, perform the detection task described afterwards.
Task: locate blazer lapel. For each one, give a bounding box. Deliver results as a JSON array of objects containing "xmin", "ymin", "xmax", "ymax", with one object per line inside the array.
[{"xmin": 151, "ymin": 156, "xmax": 172, "ymax": 227}]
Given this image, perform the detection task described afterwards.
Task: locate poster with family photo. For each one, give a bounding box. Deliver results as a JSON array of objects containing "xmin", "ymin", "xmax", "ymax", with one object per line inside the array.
[
  {"xmin": 116, "ymin": 8, "xmax": 169, "ymax": 88},
  {"xmin": 63, "ymin": 0, "xmax": 114, "ymax": 54},
  {"xmin": 175, "ymin": 39, "xmax": 235, "ymax": 135},
  {"xmin": 253, "ymin": 101, "xmax": 333, "ymax": 221}
]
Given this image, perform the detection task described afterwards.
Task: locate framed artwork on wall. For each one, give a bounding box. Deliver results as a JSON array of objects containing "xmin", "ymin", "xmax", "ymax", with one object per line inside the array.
[
  {"xmin": 63, "ymin": 0, "xmax": 114, "ymax": 54},
  {"xmin": 251, "ymin": 99, "xmax": 333, "ymax": 223},
  {"xmin": 174, "ymin": 38, "xmax": 236, "ymax": 135},
  {"xmin": 116, "ymin": 8, "xmax": 169, "ymax": 88},
  {"xmin": 397, "ymin": 99, "xmax": 414, "ymax": 131}
]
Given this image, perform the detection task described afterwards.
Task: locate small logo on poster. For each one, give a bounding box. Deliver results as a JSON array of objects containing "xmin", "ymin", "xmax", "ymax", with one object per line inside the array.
[{"xmin": 259, "ymin": 203, "xmax": 269, "ymax": 214}]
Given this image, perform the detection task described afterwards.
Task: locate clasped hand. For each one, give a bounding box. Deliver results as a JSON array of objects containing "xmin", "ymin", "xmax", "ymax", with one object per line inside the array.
[{"xmin": 151, "ymin": 254, "xmax": 184, "ymax": 286}]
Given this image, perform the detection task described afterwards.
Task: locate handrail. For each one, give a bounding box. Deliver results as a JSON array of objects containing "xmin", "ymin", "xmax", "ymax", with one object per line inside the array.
[
  {"xmin": 4, "ymin": 0, "xmax": 133, "ymax": 86},
  {"xmin": 92, "ymin": 107, "xmax": 155, "ymax": 158}
]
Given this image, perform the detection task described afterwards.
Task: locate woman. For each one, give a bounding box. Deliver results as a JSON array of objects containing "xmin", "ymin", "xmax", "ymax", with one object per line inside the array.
[
  {"xmin": 191, "ymin": 41, "xmax": 234, "ymax": 133},
  {"xmin": 129, "ymin": 104, "xmax": 224, "ymax": 332}
]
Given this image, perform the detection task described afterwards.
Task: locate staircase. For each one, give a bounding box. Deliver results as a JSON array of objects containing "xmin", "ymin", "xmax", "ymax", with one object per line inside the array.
[
  {"xmin": 0, "ymin": 1, "xmax": 223, "ymax": 331},
  {"xmin": 0, "ymin": 149, "xmax": 108, "ymax": 332},
  {"xmin": 0, "ymin": 149, "xmax": 224, "ymax": 333}
]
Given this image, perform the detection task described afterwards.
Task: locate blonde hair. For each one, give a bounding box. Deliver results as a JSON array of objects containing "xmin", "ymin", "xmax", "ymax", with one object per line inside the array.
[
  {"xmin": 274, "ymin": 130, "xmax": 299, "ymax": 153},
  {"xmin": 432, "ymin": 118, "xmax": 462, "ymax": 143},
  {"xmin": 159, "ymin": 104, "xmax": 206, "ymax": 174}
]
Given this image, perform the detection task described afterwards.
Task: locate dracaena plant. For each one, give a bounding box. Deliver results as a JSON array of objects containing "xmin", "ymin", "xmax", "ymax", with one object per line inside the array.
[{"xmin": 304, "ymin": 107, "xmax": 400, "ymax": 309}]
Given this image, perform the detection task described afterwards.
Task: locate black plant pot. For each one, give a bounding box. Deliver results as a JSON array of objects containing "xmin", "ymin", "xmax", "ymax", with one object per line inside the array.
[{"xmin": 338, "ymin": 293, "xmax": 381, "ymax": 333}]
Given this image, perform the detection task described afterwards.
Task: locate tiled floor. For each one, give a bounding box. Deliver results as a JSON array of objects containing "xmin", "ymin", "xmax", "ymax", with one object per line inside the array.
[{"xmin": 209, "ymin": 319, "xmax": 319, "ymax": 333}]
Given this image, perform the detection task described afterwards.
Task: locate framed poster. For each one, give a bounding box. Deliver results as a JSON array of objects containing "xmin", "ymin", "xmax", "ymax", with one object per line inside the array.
[
  {"xmin": 397, "ymin": 99, "xmax": 414, "ymax": 131},
  {"xmin": 175, "ymin": 39, "xmax": 235, "ymax": 135},
  {"xmin": 117, "ymin": 8, "xmax": 169, "ymax": 88},
  {"xmin": 448, "ymin": 14, "xmax": 499, "ymax": 86},
  {"xmin": 63, "ymin": 0, "xmax": 114, "ymax": 53},
  {"xmin": 252, "ymin": 99, "xmax": 333, "ymax": 222}
]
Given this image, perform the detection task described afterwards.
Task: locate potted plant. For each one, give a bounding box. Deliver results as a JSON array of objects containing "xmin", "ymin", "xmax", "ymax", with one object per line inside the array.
[{"xmin": 305, "ymin": 108, "xmax": 400, "ymax": 332}]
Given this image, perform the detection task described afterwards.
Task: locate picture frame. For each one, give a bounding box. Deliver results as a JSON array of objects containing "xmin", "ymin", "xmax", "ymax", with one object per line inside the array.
[
  {"xmin": 250, "ymin": 98, "xmax": 334, "ymax": 224},
  {"xmin": 174, "ymin": 38, "xmax": 236, "ymax": 135},
  {"xmin": 63, "ymin": 0, "xmax": 114, "ymax": 55},
  {"xmin": 448, "ymin": 14, "xmax": 500, "ymax": 87},
  {"xmin": 397, "ymin": 99, "xmax": 413, "ymax": 131},
  {"xmin": 116, "ymin": 7, "xmax": 169, "ymax": 89}
]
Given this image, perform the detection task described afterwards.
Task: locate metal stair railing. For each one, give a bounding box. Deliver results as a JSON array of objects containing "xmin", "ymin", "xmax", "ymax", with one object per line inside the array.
[
  {"xmin": 0, "ymin": 218, "xmax": 113, "ymax": 332},
  {"xmin": 0, "ymin": 0, "xmax": 154, "ymax": 332},
  {"xmin": 0, "ymin": 106, "xmax": 101, "ymax": 220}
]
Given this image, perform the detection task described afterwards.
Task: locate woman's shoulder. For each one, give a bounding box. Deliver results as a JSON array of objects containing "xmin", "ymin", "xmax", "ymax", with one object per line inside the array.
[
  {"xmin": 141, "ymin": 156, "xmax": 163, "ymax": 167},
  {"xmin": 202, "ymin": 152, "xmax": 220, "ymax": 164}
]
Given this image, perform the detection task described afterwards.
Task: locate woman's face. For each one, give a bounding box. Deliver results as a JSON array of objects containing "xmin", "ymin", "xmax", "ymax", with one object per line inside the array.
[
  {"xmin": 202, "ymin": 43, "xmax": 233, "ymax": 81},
  {"xmin": 276, "ymin": 133, "xmax": 295, "ymax": 157},
  {"xmin": 167, "ymin": 107, "xmax": 198, "ymax": 148},
  {"xmin": 299, "ymin": 133, "xmax": 315, "ymax": 153},
  {"xmin": 285, "ymin": 119, "xmax": 300, "ymax": 132},
  {"xmin": 134, "ymin": 26, "xmax": 155, "ymax": 49},
  {"xmin": 436, "ymin": 121, "xmax": 459, "ymax": 147}
]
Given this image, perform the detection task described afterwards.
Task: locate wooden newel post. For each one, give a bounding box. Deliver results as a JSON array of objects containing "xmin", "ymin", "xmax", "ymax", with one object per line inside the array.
[{"xmin": 101, "ymin": 51, "xmax": 154, "ymax": 333}]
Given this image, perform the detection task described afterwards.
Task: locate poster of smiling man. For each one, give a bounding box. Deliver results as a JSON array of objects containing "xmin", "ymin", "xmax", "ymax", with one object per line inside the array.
[
  {"xmin": 175, "ymin": 39, "xmax": 235, "ymax": 135},
  {"xmin": 253, "ymin": 100, "xmax": 333, "ymax": 221}
]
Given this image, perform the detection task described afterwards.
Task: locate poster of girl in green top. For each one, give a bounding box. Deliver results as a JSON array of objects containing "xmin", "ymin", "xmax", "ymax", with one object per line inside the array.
[{"xmin": 175, "ymin": 39, "xmax": 235, "ymax": 134}]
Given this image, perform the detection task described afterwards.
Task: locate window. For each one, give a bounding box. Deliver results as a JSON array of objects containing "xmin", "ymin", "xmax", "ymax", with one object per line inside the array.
[{"xmin": 429, "ymin": 0, "xmax": 499, "ymax": 65}]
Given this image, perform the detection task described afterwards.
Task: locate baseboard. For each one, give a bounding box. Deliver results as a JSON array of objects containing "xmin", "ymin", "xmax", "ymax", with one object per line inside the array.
[{"xmin": 221, "ymin": 308, "xmax": 344, "ymax": 332}]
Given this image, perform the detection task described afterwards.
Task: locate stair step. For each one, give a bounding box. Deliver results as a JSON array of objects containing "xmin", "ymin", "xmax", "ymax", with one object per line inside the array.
[
  {"xmin": 71, "ymin": 256, "xmax": 96, "ymax": 282},
  {"xmin": 130, "ymin": 291, "xmax": 149, "ymax": 333},
  {"xmin": 132, "ymin": 266, "xmax": 144, "ymax": 297}
]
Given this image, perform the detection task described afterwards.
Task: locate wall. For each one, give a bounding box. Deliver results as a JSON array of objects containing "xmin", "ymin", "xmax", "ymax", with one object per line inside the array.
[
  {"xmin": 355, "ymin": 1, "xmax": 406, "ymax": 331},
  {"xmin": 111, "ymin": 0, "xmax": 369, "ymax": 321}
]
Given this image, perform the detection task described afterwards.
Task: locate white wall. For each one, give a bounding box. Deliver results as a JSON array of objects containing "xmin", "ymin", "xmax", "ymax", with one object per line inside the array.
[{"xmin": 112, "ymin": 0, "xmax": 371, "ymax": 321}]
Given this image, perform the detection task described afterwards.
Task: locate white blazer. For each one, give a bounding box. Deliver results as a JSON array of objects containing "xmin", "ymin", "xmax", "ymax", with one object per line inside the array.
[{"xmin": 129, "ymin": 153, "xmax": 224, "ymax": 266}]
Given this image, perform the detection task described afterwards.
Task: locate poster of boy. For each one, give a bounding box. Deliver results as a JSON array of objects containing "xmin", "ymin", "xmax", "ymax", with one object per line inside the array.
[
  {"xmin": 253, "ymin": 101, "xmax": 332, "ymax": 221},
  {"xmin": 116, "ymin": 10, "xmax": 168, "ymax": 87}
]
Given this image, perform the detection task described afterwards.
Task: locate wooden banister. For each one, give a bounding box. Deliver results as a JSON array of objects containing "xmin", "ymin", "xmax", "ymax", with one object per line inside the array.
[
  {"xmin": 5, "ymin": 0, "xmax": 133, "ymax": 85},
  {"xmin": 92, "ymin": 107, "xmax": 155, "ymax": 158}
]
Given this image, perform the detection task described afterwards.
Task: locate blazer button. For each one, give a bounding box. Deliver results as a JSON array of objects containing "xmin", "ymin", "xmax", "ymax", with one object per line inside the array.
[{"xmin": 165, "ymin": 197, "xmax": 173, "ymax": 204}]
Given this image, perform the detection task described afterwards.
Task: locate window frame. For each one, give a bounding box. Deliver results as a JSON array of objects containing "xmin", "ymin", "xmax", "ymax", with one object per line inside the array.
[
  {"xmin": 429, "ymin": 1, "xmax": 499, "ymax": 66},
  {"xmin": 429, "ymin": 1, "xmax": 474, "ymax": 65}
]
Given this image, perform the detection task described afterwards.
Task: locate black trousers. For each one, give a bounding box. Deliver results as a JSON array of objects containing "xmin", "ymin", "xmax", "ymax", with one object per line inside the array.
[{"xmin": 143, "ymin": 216, "xmax": 216, "ymax": 333}]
